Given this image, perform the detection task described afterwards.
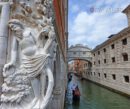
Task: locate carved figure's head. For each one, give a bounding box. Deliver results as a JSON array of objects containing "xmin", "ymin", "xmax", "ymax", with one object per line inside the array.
[
  {"xmin": 41, "ymin": 29, "xmax": 49, "ymax": 37},
  {"xmin": 9, "ymin": 19, "xmax": 24, "ymax": 37}
]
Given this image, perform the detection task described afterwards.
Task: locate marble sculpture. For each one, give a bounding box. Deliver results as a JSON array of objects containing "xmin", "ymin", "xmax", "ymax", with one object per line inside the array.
[{"xmin": 0, "ymin": 0, "xmax": 56, "ymax": 109}]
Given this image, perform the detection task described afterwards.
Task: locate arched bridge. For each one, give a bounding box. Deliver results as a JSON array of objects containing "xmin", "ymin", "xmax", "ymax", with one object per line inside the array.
[{"xmin": 67, "ymin": 44, "xmax": 92, "ymax": 62}]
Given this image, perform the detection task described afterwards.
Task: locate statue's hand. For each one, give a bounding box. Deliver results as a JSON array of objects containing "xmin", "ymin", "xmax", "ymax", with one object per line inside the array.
[{"xmin": 3, "ymin": 62, "xmax": 15, "ymax": 72}]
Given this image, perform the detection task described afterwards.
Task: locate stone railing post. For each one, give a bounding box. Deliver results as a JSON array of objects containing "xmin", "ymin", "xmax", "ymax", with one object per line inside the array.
[{"xmin": 0, "ymin": 3, "xmax": 10, "ymax": 94}]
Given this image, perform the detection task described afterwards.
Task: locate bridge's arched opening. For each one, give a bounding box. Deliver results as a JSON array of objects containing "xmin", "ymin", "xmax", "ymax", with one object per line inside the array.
[
  {"xmin": 68, "ymin": 58, "xmax": 92, "ymax": 78},
  {"xmin": 67, "ymin": 44, "xmax": 92, "ymax": 77}
]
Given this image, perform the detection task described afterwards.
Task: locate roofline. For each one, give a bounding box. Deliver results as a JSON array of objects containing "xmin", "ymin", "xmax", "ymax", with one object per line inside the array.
[
  {"xmin": 69, "ymin": 45, "xmax": 92, "ymax": 50},
  {"xmin": 92, "ymin": 26, "xmax": 130, "ymax": 52},
  {"xmin": 69, "ymin": 47, "xmax": 92, "ymax": 51},
  {"xmin": 122, "ymin": 4, "xmax": 130, "ymax": 13}
]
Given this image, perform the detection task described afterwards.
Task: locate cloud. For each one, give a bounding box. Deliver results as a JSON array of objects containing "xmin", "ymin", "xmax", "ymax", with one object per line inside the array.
[{"xmin": 69, "ymin": 0, "xmax": 129, "ymax": 48}]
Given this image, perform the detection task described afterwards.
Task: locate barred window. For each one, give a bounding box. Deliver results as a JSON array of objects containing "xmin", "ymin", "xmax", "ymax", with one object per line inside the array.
[{"xmin": 122, "ymin": 38, "xmax": 127, "ymax": 45}]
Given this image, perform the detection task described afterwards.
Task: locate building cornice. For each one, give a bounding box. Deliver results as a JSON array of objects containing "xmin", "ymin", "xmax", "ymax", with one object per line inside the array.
[
  {"xmin": 122, "ymin": 5, "xmax": 130, "ymax": 13},
  {"xmin": 92, "ymin": 26, "xmax": 130, "ymax": 52},
  {"xmin": 69, "ymin": 45, "xmax": 92, "ymax": 50}
]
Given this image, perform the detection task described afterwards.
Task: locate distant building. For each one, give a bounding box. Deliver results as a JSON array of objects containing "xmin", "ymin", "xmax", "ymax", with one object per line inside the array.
[
  {"xmin": 73, "ymin": 60, "xmax": 91, "ymax": 77},
  {"xmin": 83, "ymin": 5, "xmax": 130, "ymax": 96},
  {"xmin": 68, "ymin": 61, "xmax": 75, "ymax": 72},
  {"xmin": 82, "ymin": 61, "xmax": 92, "ymax": 78}
]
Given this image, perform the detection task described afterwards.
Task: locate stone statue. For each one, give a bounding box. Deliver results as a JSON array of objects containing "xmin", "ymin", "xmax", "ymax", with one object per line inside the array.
[{"xmin": 0, "ymin": 0, "xmax": 56, "ymax": 109}]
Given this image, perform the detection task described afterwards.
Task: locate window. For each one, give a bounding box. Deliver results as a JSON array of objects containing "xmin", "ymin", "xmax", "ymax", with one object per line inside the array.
[
  {"xmin": 94, "ymin": 61, "xmax": 96, "ymax": 65},
  {"xmin": 122, "ymin": 53, "xmax": 128, "ymax": 61},
  {"xmin": 73, "ymin": 52, "xmax": 76, "ymax": 54},
  {"xmin": 104, "ymin": 59, "xmax": 106, "ymax": 63},
  {"xmin": 112, "ymin": 57, "xmax": 115, "ymax": 63},
  {"xmin": 122, "ymin": 38, "xmax": 127, "ymax": 45},
  {"xmin": 112, "ymin": 74, "xmax": 116, "ymax": 80},
  {"xmin": 103, "ymin": 48, "xmax": 106, "ymax": 52},
  {"xmin": 104, "ymin": 73, "xmax": 107, "ymax": 78},
  {"xmin": 98, "ymin": 51, "xmax": 100, "ymax": 55},
  {"xmin": 98, "ymin": 73, "xmax": 100, "ymax": 77},
  {"xmin": 90, "ymin": 63, "xmax": 92, "ymax": 67},
  {"xmin": 111, "ymin": 44, "xmax": 115, "ymax": 49},
  {"xmin": 94, "ymin": 53, "xmax": 95, "ymax": 56},
  {"xmin": 91, "ymin": 72, "xmax": 92, "ymax": 76},
  {"xmin": 83, "ymin": 51, "xmax": 86, "ymax": 54},
  {"xmin": 124, "ymin": 76, "xmax": 129, "ymax": 83},
  {"xmin": 94, "ymin": 72, "xmax": 96, "ymax": 75},
  {"xmin": 98, "ymin": 60, "xmax": 100, "ymax": 64}
]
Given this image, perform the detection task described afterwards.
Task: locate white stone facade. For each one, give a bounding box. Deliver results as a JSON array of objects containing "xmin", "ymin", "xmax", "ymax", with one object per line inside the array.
[
  {"xmin": 84, "ymin": 32, "xmax": 130, "ymax": 95},
  {"xmin": 67, "ymin": 44, "xmax": 92, "ymax": 62},
  {"xmin": 0, "ymin": 1, "xmax": 68, "ymax": 109}
]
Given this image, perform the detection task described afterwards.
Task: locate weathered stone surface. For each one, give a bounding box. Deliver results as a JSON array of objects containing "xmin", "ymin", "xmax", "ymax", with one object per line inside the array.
[
  {"xmin": 68, "ymin": 44, "xmax": 92, "ymax": 62},
  {"xmin": 0, "ymin": 37, "xmax": 8, "ymax": 64},
  {"xmin": 0, "ymin": 1, "xmax": 56, "ymax": 109},
  {"xmin": 0, "ymin": 1, "xmax": 68, "ymax": 109},
  {"xmin": 0, "ymin": 3, "xmax": 10, "ymax": 95}
]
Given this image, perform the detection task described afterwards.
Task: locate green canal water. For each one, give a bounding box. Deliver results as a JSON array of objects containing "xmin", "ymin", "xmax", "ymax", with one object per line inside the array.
[{"xmin": 65, "ymin": 76, "xmax": 130, "ymax": 109}]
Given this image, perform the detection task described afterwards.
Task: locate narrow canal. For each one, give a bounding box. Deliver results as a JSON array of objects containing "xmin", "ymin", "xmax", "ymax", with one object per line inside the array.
[{"xmin": 65, "ymin": 75, "xmax": 130, "ymax": 109}]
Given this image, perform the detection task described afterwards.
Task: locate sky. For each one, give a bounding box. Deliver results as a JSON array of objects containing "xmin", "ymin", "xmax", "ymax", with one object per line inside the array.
[{"xmin": 68, "ymin": 0, "xmax": 130, "ymax": 49}]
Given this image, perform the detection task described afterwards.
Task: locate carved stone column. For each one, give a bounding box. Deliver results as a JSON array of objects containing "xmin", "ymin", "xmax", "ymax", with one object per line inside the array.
[
  {"xmin": 47, "ymin": 47, "xmax": 63, "ymax": 109},
  {"xmin": 0, "ymin": 3, "xmax": 10, "ymax": 94},
  {"xmin": 51, "ymin": 50, "xmax": 67, "ymax": 109},
  {"xmin": 60, "ymin": 54, "xmax": 67, "ymax": 109}
]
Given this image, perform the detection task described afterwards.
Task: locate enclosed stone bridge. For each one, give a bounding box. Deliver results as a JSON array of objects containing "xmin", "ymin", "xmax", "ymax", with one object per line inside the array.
[{"xmin": 67, "ymin": 44, "xmax": 92, "ymax": 62}]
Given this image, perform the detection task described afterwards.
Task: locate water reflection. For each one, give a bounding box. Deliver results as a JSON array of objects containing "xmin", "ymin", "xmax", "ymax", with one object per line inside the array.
[{"xmin": 65, "ymin": 75, "xmax": 130, "ymax": 109}]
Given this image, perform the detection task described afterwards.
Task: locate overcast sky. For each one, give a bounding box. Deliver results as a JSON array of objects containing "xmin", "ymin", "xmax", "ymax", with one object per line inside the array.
[{"xmin": 68, "ymin": 0, "xmax": 130, "ymax": 49}]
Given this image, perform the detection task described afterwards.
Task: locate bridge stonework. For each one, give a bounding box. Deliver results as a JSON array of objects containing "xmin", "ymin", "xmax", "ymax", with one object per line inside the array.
[{"xmin": 67, "ymin": 44, "xmax": 92, "ymax": 62}]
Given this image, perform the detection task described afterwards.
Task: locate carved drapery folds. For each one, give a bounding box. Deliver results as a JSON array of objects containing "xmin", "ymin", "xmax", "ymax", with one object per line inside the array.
[{"xmin": 0, "ymin": 0, "xmax": 56, "ymax": 109}]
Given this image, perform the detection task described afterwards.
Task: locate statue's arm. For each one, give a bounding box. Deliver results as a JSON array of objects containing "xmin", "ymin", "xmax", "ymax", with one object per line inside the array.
[
  {"xmin": 40, "ymin": 66, "xmax": 54, "ymax": 109},
  {"xmin": 3, "ymin": 37, "xmax": 18, "ymax": 72}
]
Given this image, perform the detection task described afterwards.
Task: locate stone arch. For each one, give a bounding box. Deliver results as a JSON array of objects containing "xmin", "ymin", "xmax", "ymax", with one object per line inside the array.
[{"xmin": 68, "ymin": 57, "xmax": 92, "ymax": 63}]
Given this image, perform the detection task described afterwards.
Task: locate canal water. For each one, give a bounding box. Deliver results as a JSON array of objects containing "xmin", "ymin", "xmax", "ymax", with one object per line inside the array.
[{"xmin": 65, "ymin": 76, "xmax": 130, "ymax": 109}]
